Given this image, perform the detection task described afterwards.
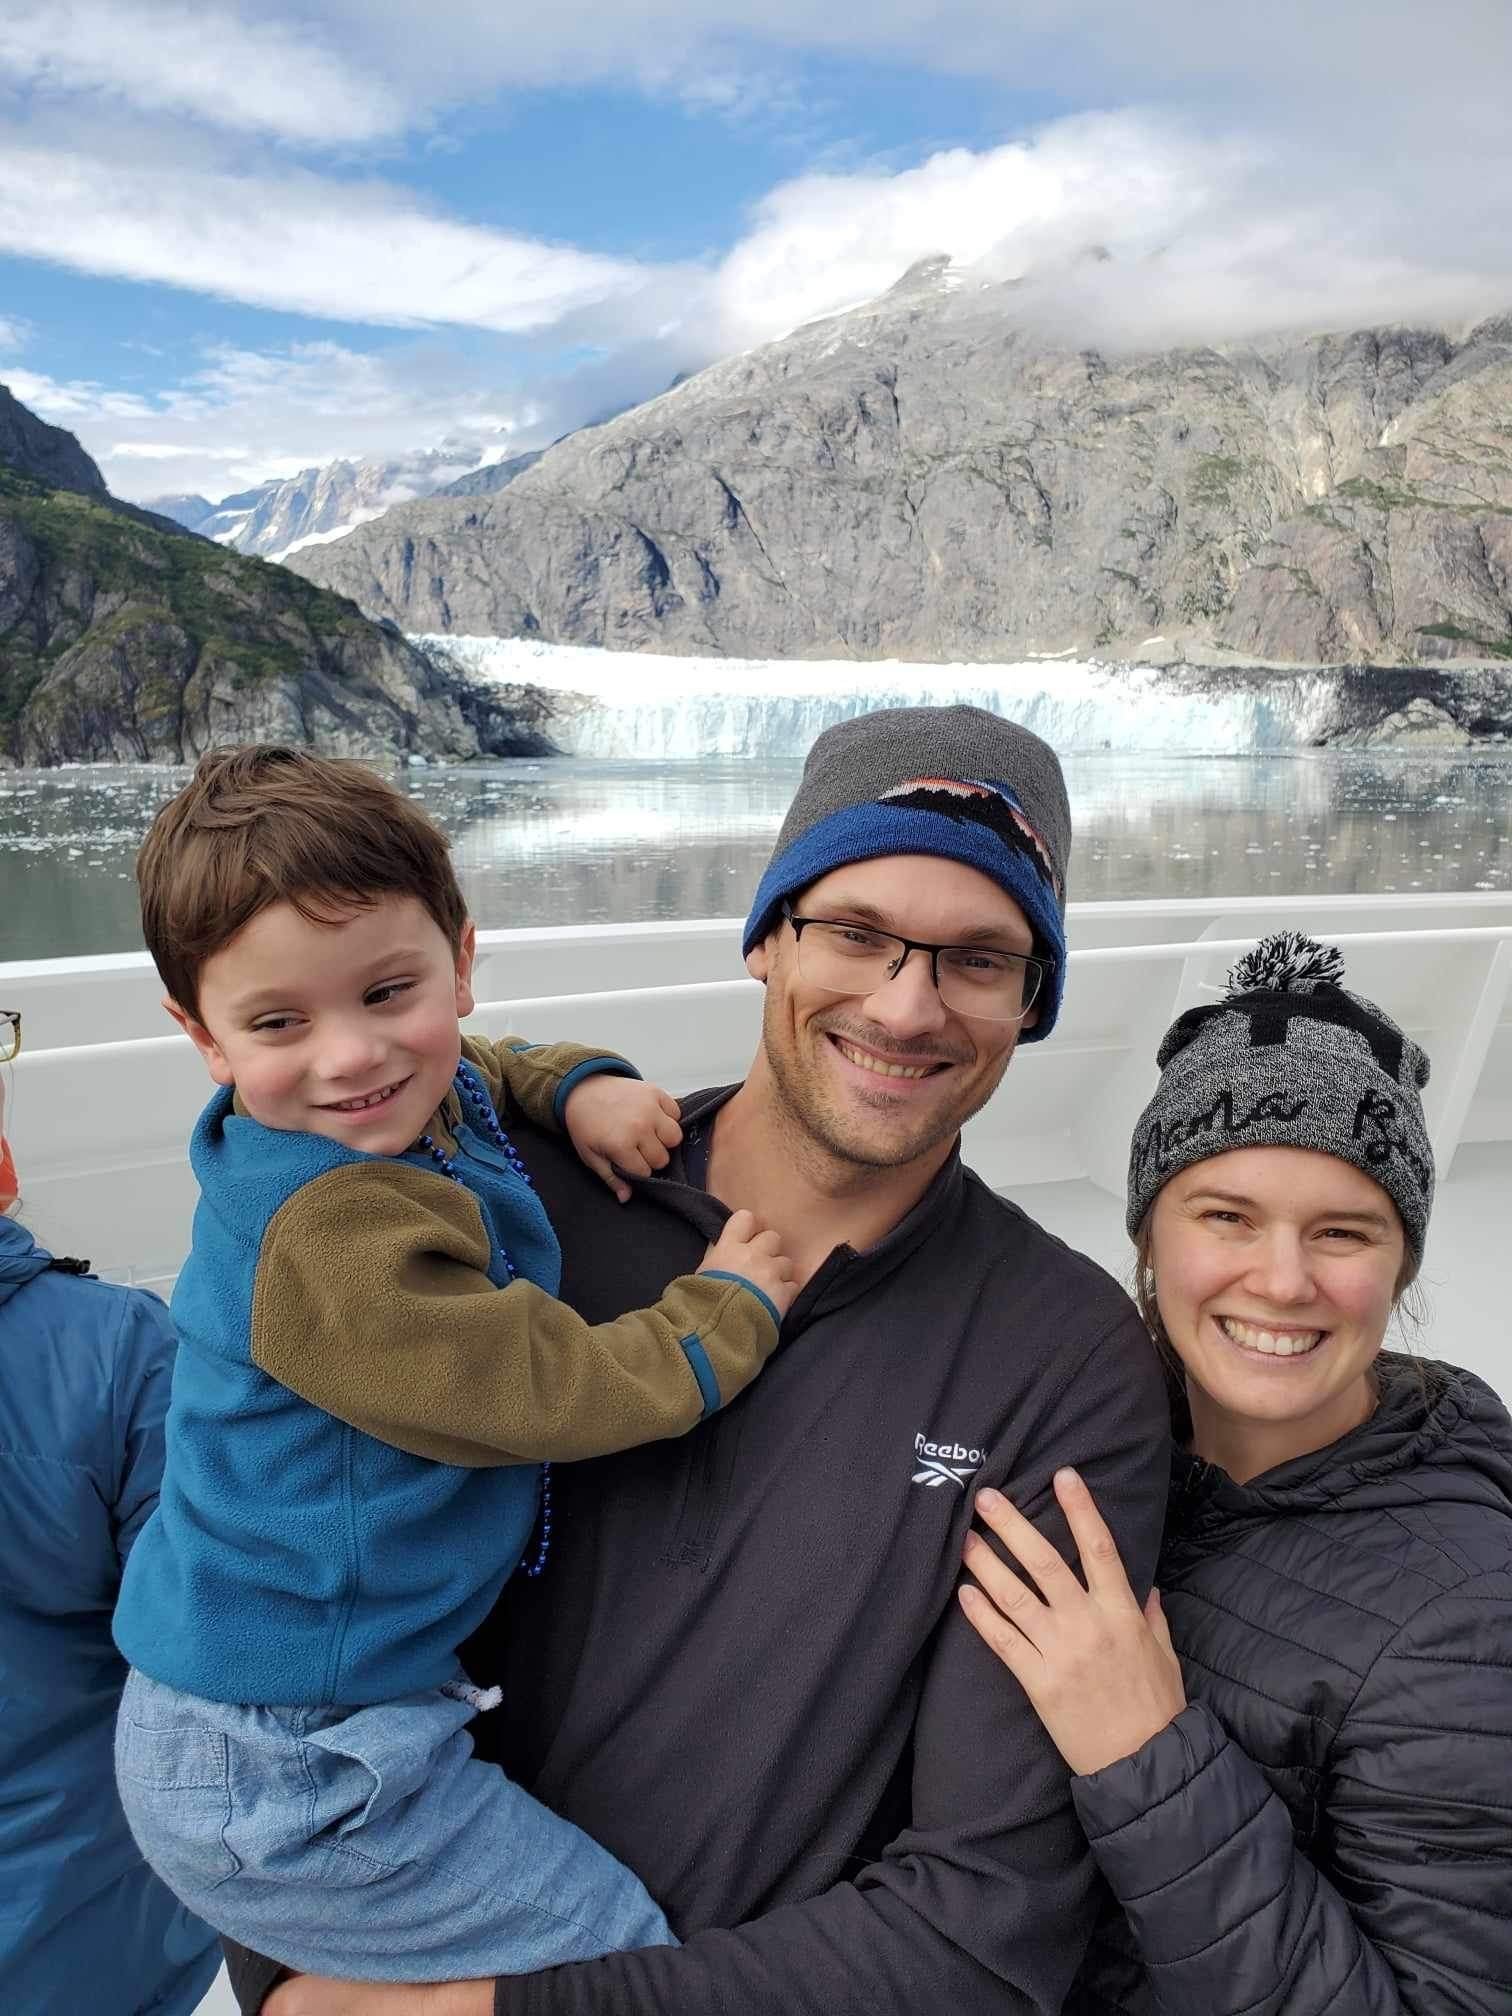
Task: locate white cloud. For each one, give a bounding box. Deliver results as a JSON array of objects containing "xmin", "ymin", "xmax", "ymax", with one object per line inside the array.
[
  {"xmin": 0, "ymin": 312, "xmax": 31, "ymax": 351},
  {"xmin": 0, "ymin": 137, "xmax": 677, "ymax": 335},
  {"xmin": 711, "ymin": 114, "xmax": 1511, "ymax": 356},
  {"xmin": 0, "ymin": 0, "xmax": 404, "ymax": 144},
  {"xmin": 10, "ymin": 341, "xmax": 555, "ymax": 501}
]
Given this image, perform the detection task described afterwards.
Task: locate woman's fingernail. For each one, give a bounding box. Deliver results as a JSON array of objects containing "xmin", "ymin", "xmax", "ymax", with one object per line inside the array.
[
  {"xmin": 1055, "ymin": 1466, "xmax": 1082, "ymax": 1489},
  {"xmin": 976, "ymin": 1487, "xmax": 1004, "ymax": 1513}
]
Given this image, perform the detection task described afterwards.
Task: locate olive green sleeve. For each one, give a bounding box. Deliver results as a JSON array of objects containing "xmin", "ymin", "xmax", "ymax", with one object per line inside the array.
[
  {"xmin": 249, "ymin": 1161, "xmax": 777, "ymax": 1467},
  {"xmin": 459, "ymin": 1032, "xmax": 639, "ymax": 1134}
]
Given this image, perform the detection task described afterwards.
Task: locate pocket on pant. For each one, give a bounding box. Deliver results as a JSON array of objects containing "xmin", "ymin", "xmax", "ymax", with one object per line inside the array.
[
  {"xmin": 302, "ymin": 1697, "xmax": 460, "ymax": 1842},
  {"xmin": 116, "ymin": 1718, "xmax": 241, "ymax": 1891}
]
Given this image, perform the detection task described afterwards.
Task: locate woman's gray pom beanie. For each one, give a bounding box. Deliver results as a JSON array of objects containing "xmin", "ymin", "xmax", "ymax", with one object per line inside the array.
[{"xmin": 1126, "ymin": 931, "xmax": 1434, "ymax": 1259}]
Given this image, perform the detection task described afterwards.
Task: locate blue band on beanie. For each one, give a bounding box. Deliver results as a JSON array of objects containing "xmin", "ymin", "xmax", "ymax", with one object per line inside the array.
[{"xmin": 742, "ymin": 801, "xmax": 1066, "ymax": 1041}]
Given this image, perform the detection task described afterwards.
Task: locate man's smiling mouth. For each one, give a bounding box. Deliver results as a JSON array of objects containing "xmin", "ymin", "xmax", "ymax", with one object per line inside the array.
[{"xmin": 830, "ymin": 1036, "xmax": 949, "ymax": 1081}]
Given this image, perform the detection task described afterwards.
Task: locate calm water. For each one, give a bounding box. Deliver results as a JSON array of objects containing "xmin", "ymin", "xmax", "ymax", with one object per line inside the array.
[{"xmin": 2, "ymin": 752, "xmax": 1510, "ymax": 963}]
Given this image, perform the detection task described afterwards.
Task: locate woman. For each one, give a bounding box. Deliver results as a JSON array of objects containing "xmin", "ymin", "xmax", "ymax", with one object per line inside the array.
[
  {"xmin": 0, "ymin": 1009, "xmax": 220, "ymax": 2014},
  {"xmin": 960, "ymin": 934, "xmax": 1512, "ymax": 2014}
]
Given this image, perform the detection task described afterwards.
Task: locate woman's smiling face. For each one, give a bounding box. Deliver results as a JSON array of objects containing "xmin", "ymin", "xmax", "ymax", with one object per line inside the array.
[{"xmin": 1149, "ymin": 1145, "xmax": 1408, "ymax": 1477}]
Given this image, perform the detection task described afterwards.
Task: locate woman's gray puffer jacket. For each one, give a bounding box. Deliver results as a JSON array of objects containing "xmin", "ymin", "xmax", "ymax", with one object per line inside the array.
[{"xmin": 1067, "ymin": 1355, "xmax": 1512, "ymax": 2015}]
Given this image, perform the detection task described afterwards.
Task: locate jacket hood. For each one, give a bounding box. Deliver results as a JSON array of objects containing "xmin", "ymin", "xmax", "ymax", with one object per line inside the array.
[
  {"xmin": 1173, "ymin": 1353, "xmax": 1512, "ymax": 1538},
  {"xmin": 0, "ymin": 1214, "xmax": 53, "ymax": 1309}
]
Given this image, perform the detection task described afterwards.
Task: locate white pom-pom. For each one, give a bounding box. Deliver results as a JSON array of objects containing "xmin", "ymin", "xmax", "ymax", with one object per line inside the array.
[{"xmin": 1226, "ymin": 931, "xmax": 1344, "ymax": 998}]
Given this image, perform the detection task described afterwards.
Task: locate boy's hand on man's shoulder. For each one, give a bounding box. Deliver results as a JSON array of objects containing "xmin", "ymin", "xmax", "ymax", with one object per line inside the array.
[{"xmin": 563, "ymin": 1075, "xmax": 683, "ymax": 1203}]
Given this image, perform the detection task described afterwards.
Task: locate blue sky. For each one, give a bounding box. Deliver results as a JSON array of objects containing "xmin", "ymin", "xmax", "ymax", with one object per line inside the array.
[{"xmin": 0, "ymin": 1, "xmax": 1507, "ymax": 502}]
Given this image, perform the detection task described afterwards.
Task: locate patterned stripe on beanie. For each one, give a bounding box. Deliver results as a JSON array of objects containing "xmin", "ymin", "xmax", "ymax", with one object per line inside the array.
[
  {"xmin": 743, "ymin": 705, "xmax": 1071, "ymax": 1040},
  {"xmin": 1126, "ymin": 931, "xmax": 1434, "ymax": 1258}
]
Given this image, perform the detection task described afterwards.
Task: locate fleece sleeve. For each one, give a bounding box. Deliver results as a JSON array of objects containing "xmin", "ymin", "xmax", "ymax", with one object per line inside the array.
[
  {"xmin": 461, "ymin": 1033, "xmax": 639, "ymax": 1133},
  {"xmin": 1070, "ymin": 1579, "xmax": 1512, "ymax": 2015},
  {"xmin": 249, "ymin": 1160, "xmax": 778, "ymax": 1466},
  {"xmin": 109, "ymin": 1287, "xmax": 179, "ymax": 1564},
  {"xmin": 489, "ymin": 1305, "xmax": 1170, "ymax": 2016}
]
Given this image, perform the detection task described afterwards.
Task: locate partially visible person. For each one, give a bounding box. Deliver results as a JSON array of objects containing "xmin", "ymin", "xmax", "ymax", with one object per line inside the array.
[
  {"xmin": 0, "ymin": 1007, "xmax": 220, "ymax": 2015},
  {"xmin": 112, "ymin": 747, "xmax": 794, "ymax": 1987},
  {"xmin": 963, "ymin": 931, "xmax": 1512, "ymax": 2014}
]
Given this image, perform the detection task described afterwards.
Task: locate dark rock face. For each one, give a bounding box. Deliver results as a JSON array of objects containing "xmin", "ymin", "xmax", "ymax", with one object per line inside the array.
[
  {"xmin": 288, "ymin": 291, "xmax": 1512, "ymax": 668},
  {"xmin": 0, "ymin": 385, "xmax": 108, "ymax": 497},
  {"xmin": 0, "ymin": 406, "xmax": 555, "ymax": 767}
]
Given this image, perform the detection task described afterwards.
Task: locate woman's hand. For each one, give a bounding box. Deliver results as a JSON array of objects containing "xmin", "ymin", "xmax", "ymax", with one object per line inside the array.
[
  {"xmin": 959, "ymin": 1466, "xmax": 1186, "ymax": 1778},
  {"xmin": 563, "ymin": 1076, "xmax": 683, "ymax": 1202}
]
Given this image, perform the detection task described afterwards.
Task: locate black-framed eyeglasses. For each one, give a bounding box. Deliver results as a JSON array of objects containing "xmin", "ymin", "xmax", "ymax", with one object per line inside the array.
[
  {"xmin": 781, "ymin": 905, "xmax": 1050, "ymax": 1023},
  {"xmin": 0, "ymin": 1010, "xmax": 18, "ymax": 1065}
]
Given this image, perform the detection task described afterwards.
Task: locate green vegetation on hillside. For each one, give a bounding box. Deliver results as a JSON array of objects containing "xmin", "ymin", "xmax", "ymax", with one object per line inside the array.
[{"xmin": 0, "ymin": 469, "xmax": 372, "ymax": 667}]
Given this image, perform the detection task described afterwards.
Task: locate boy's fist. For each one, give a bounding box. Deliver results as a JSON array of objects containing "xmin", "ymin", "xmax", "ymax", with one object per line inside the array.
[
  {"xmin": 563, "ymin": 1075, "xmax": 683, "ymax": 1203},
  {"xmin": 699, "ymin": 1208, "xmax": 798, "ymax": 1321}
]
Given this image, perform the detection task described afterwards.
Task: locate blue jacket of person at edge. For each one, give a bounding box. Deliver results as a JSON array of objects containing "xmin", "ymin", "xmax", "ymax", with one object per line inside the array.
[{"xmin": 0, "ymin": 1210, "xmax": 220, "ymax": 2015}]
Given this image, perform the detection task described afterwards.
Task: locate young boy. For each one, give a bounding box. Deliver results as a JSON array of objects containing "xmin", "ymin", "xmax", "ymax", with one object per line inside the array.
[{"xmin": 112, "ymin": 745, "xmax": 794, "ymax": 1984}]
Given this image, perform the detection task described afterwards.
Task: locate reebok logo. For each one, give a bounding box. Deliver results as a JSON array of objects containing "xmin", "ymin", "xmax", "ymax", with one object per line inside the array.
[{"xmin": 912, "ymin": 1431, "xmax": 985, "ymax": 1491}]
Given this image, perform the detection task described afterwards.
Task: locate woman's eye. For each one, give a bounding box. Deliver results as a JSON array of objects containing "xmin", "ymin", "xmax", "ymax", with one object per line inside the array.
[
  {"xmin": 1201, "ymin": 1210, "xmax": 1244, "ymax": 1226},
  {"xmin": 1320, "ymin": 1227, "xmax": 1366, "ymax": 1243}
]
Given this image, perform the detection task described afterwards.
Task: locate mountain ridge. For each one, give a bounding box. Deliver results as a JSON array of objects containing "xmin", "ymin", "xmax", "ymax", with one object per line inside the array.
[
  {"xmin": 0, "ymin": 393, "xmax": 554, "ymax": 766},
  {"xmin": 285, "ymin": 286, "xmax": 1512, "ymax": 670}
]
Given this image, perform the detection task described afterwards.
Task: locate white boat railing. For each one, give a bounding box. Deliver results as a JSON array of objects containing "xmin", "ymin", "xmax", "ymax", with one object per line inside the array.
[{"xmin": 4, "ymin": 892, "xmax": 1510, "ymax": 1292}]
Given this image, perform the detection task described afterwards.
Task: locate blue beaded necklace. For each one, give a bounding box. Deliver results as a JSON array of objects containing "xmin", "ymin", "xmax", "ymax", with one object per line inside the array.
[{"xmin": 416, "ymin": 1058, "xmax": 552, "ymax": 1579}]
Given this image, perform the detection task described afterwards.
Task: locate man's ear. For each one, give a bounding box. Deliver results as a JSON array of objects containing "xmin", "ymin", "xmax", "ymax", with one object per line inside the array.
[
  {"xmin": 745, "ymin": 937, "xmax": 772, "ymax": 984},
  {"xmin": 1020, "ymin": 1000, "xmax": 1040, "ymax": 1032},
  {"xmin": 455, "ymin": 919, "xmax": 477, "ymax": 1020},
  {"xmin": 164, "ymin": 997, "xmax": 235, "ymax": 1087}
]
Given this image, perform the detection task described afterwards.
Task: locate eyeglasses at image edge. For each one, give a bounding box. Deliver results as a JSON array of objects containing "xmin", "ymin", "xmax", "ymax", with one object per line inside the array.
[
  {"xmin": 0, "ymin": 1010, "xmax": 19, "ymax": 1064},
  {"xmin": 780, "ymin": 906, "xmax": 1050, "ymax": 1023}
]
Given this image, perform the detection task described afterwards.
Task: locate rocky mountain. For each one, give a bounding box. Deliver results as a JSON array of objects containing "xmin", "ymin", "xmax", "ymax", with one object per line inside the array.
[
  {"xmin": 288, "ymin": 269, "xmax": 1512, "ymax": 669},
  {"xmin": 146, "ymin": 442, "xmax": 539, "ymax": 561},
  {"xmin": 149, "ymin": 492, "xmax": 216, "ymax": 531},
  {"xmin": 0, "ymin": 387, "xmax": 554, "ymax": 767},
  {"xmin": 434, "ymin": 449, "xmax": 544, "ymax": 499}
]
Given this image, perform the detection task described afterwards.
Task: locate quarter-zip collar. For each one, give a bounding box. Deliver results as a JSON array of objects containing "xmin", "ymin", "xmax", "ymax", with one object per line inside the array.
[{"xmin": 644, "ymin": 1082, "xmax": 968, "ymax": 1334}]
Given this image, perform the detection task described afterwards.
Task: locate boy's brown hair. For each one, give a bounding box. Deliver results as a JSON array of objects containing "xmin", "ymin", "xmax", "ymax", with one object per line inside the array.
[{"xmin": 137, "ymin": 745, "xmax": 468, "ymax": 1019}]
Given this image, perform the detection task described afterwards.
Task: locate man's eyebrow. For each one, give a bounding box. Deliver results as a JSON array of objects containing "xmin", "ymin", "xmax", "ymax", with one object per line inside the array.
[
  {"xmin": 814, "ymin": 899, "xmax": 1029, "ymax": 948},
  {"xmin": 1185, "ymin": 1187, "xmax": 1392, "ymax": 1229}
]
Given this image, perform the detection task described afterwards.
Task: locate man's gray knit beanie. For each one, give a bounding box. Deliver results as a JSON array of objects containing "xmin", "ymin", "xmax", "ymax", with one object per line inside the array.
[
  {"xmin": 743, "ymin": 704, "xmax": 1072, "ymax": 1039},
  {"xmin": 1126, "ymin": 931, "xmax": 1434, "ymax": 1260}
]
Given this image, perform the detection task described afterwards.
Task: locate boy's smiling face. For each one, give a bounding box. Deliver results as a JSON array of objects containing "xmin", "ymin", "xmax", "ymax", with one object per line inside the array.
[{"xmin": 169, "ymin": 894, "xmax": 476, "ymax": 1156}]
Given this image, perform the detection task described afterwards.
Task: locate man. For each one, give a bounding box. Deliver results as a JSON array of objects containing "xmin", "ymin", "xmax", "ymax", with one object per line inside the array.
[{"xmin": 235, "ymin": 705, "xmax": 1170, "ymax": 2016}]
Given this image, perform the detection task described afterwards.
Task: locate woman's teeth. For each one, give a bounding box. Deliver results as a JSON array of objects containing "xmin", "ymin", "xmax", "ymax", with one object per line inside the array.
[
  {"xmin": 835, "ymin": 1040, "xmax": 936, "ymax": 1080},
  {"xmin": 1218, "ymin": 1316, "xmax": 1324, "ymax": 1358}
]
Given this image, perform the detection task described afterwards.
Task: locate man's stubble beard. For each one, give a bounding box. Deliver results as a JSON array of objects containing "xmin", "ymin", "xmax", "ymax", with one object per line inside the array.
[{"xmin": 759, "ymin": 994, "xmax": 1014, "ymax": 1177}]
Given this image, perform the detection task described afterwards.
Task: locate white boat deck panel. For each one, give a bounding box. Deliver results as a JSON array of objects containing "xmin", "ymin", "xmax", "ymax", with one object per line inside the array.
[{"xmin": 3, "ymin": 893, "xmax": 1508, "ymax": 1396}]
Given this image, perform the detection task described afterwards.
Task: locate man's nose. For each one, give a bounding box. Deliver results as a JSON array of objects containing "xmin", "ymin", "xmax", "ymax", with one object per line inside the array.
[{"xmin": 861, "ymin": 946, "xmax": 949, "ymax": 1037}]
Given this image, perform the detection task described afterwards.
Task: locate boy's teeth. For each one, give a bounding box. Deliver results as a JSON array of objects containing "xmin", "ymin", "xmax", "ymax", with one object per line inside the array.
[
  {"xmin": 335, "ymin": 1085, "xmax": 394, "ymax": 1111},
  {"xmin": 1219, "ymin": 1317, "xmax": 1324, "ymax": 1357},
  {"xmin": 836, "ymin": 1040, "xmax": 934, "ymax": 1080}
]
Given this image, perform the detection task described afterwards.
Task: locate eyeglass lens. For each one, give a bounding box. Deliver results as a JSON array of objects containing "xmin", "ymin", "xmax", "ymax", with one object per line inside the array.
[
  {"xmin": 794, "ymin": 924, "xmax": 1040, "ymax": 1022},
  {"xmin": 0, "ymin": 1012, "xmax": 18, "ymax": 1063}
]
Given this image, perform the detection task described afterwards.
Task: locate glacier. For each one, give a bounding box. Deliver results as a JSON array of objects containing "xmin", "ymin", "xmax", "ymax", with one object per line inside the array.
[{"xmin": 415, "ymin": 635, "xmax": 1347, "ymax": 761}]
